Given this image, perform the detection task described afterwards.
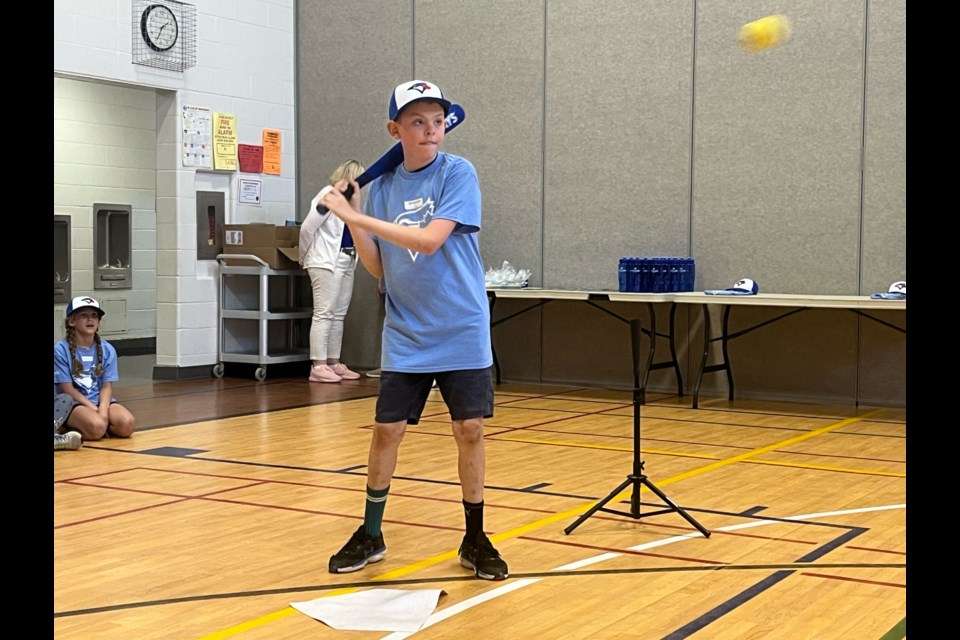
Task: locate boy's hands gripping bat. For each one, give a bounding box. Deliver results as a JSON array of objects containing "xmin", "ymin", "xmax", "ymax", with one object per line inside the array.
[{"xmin": 316, "ymin": 103, "xmax": 465, "ymax": 213}]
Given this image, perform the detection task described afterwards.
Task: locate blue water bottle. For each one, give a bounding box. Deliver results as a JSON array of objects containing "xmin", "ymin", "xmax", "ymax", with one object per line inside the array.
[{"xmin": 670, "ymin": 258, "xmax": 682, "ymax": 292}]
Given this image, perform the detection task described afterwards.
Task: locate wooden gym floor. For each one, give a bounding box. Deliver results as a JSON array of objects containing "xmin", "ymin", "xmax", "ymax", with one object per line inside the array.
[{"xmin": 53, "ymin": 365, "xmax": 906, "ymax": 639}]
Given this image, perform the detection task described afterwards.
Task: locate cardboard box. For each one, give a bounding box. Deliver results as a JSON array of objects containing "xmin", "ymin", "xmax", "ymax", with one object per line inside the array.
[{"xmin": 222, "ymin": 224, "xmax": 302, "ymax": 269}]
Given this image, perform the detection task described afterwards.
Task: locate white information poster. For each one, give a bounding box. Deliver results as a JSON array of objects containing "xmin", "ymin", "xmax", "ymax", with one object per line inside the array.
[
  {"xmin": 182, "ymin": 106, "xmax": 213, "ymax": 169},
  {"xmin": 238, "ymin": 178, "xmax": 262, "ymax": 205}
]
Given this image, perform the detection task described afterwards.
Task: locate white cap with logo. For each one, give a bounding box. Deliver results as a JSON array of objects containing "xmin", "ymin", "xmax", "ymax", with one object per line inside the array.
[
  {"xmin": 65, "ymin": 296, "xmax": 105, "ymax": 318},
  {"xmin": 870, "ymin": 281, "xmax": 906, "ymax": 300},
  {"xmin": 388, "ymin": 80, "xmax": 452, "ymax": 121},
  {"xmin": 705, "ymin": 278, "xmax": 760, "ymax": 296}
]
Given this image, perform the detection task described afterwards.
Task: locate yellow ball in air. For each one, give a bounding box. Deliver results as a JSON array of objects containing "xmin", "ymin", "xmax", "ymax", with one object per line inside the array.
[{"xmin": 739, "ymin": 15, "xmax": 792, "ymax": 52}]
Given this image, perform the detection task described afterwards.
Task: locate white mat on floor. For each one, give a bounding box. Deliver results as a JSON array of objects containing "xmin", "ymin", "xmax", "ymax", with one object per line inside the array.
[{"xmin": 291, "ymin": 588, "xmax": 446, "ymax": 632}]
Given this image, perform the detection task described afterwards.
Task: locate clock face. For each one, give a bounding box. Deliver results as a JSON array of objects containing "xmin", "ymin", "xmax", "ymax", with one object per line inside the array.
[{"xmin": 140, "ymin": 4, "xmax": 179, "ymax": 52}]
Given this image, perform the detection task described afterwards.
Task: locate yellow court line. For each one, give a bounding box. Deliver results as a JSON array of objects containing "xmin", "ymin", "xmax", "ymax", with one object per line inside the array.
[
  {"xmin": 497, "ymin": 436, "xmax": 640, "ymax": 452},
  {"xmin": 200, "ymin": 410, "xmax": 881, "ymax": 639},
  {"xmin": 499, "ymin": 414, "xmax": 903, "ymax": 477},
  {"xmin": 748, "ymin": 457, "xmax": 905, "ymax": 477},
  {"xmin": 200, "ymin": 607, "xmax": 298, "ymax": 639},
  {"xmin": 653, "ymin": 411, "xmax": 879, "ymax": 483},
  {"xmin": 490, "ymin": 411, "xmax": 883, "ymax": 536}
]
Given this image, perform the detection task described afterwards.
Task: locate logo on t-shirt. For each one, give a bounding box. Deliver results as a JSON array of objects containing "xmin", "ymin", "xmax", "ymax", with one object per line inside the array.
[{"xmin": 393, "ymin": 198, "xmax": 435, "ymax": 262}]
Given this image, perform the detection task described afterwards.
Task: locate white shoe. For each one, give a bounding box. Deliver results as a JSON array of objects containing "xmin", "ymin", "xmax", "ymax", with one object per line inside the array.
[
  {"xmin": 366, "ymin": 368, "xmax": 382, "ymax": 378},
  {"xmin": 54, "ymin": 431, "xmax": 83, "ymax": 451}
]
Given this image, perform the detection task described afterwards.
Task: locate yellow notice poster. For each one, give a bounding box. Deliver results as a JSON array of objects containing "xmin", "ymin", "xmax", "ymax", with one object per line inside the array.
[
  {"xmin": 213, "ymin": 113, "xmax": 238, "ymax": 171},
  {"xmin": 262, "ymin": 129, "xmax": 282, "ymax": 175}
]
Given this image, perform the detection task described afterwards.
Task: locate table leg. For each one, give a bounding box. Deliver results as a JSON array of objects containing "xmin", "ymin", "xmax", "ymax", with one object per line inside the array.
[
  {"xmin": 692, "ymin": 303, "xmax": 710, "ymax": 409},
  {"xmin": 639, "ymin": 302, "xmax": 684, "ymax": 400},
  {"xmin": 693, "ymin": 304, "xmax": 737, "ymax": 408},
  {"xmin": 488, "ymin": 293, "xmax": 501, "ymax": 384},
  {"xmin": 667, "ymin": 302, "xmax": 684, "ymax": 397},
  {"xmin": 720, "ymin": 306, "xmax": 735, "ymax": 400}
]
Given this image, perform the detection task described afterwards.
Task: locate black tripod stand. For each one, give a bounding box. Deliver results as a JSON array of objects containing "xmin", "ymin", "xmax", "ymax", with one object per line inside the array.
[{"xmin": 565, "ymin": 318, "xmax": 710, "ymax": 537}]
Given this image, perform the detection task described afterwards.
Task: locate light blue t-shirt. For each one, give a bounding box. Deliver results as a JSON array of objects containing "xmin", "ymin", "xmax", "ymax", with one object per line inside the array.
[
  {"xmin": 53, "ymin": 339, "xmax": 119, "ymax": 405},
  {"xmin": 363, "ymin": 152, "xmax": 492, "ymax": 372}
]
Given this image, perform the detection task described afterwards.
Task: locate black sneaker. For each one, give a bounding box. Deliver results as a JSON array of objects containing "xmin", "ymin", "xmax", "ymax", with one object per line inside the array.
[
  {"xmin": 328, "ymin": 525, "xmax": 386, "ymax": 573},
  {"xmin": 459, "ymin": 531, "xmax": 509, "ymax": 580}
]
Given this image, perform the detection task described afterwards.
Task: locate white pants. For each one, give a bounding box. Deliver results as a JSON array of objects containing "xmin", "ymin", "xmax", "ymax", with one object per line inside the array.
[{"xmin": 307, "ymin": 251, "xmax": 357, "ymax": 361}]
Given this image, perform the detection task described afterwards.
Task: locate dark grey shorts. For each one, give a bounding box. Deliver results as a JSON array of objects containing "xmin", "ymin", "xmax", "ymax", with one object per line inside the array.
[
  {"xmin": 375, "ymin": 367, "xmax": 494, "ymax": 425},
  {"xmin": 53, "ymin": 393, "xmax": 78, "ymax": 433},
  {"xmin": 53, "ymin": 392, "xmax": 117, "ymax": 433}
]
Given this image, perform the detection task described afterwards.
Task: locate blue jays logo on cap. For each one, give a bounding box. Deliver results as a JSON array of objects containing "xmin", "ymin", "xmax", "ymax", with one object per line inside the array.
[
  {"xmin": 389, "ymin": 79, "xmax": 452, "ymax": 121},
  {"xmin": 66, "ymin": 295, "xmax": 105, "ymax": 318},
  {"xmin": 408, "ymin": 82, "xmax": 433, "ymax": 94},
  {"xmin": 870, "ymin": 280, "xmax": 906, "ymax": 300},
  {"xmin": 704, "ymin": 278, "xmax": 759, "ymax": 296}
]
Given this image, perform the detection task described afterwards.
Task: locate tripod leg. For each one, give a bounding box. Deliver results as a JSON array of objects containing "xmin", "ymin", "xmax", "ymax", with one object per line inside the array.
[
  {"xmin": 565, "ymin": 310, "xmax": 710, "ymax": 539},
  {"xmin": 640, "ymin": 476, "xmax": 711, "ymax": 538},
  {"xmin": 564, "ymin": 476, "xmax": 634, "ymax": 535}
]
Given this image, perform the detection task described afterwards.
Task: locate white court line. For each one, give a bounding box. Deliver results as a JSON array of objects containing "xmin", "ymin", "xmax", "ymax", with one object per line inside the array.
[
  {"xmin": 379, "ymin": 580, "xmax": 540, "ymax": 640},
  {"xmin": 378, "ymin": 503, "xmax": 906, "ymax": 639}
]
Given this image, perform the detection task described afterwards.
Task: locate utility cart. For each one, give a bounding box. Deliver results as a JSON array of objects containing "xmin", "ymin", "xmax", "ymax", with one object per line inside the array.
[{"xmin": 214, "ymin": 254, "xmax": 312, "ymax": 380}]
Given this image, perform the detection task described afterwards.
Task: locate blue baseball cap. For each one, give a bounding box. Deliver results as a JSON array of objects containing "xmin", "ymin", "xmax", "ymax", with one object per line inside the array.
[
  {"xmin": 388, "ymin": 80, "xmax": 452, "ymax": 121},
  {"xmin": 66, "ymin": 296, "xmax": 105, "ymax": 318}
]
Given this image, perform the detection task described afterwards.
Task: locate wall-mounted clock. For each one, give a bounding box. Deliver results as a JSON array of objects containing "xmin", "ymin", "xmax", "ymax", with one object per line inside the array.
[
  {"xmin": 131, "ymin": 0, "xmax": 196, "ymax": 72},
  {"xmin": 140, "ymin": 3, "xmax": 179, "ymax": 52}
]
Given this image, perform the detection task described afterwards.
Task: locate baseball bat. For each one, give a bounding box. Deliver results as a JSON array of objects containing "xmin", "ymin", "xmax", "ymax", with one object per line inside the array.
[{"xmin": 316, "ymin": 102, "xmax": 465, "ymax": 213}]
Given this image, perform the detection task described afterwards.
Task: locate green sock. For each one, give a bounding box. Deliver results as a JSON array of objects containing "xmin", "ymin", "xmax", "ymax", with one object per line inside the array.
[
  {"xmin": 364, "ymin": 485, "xmax": 390, "ymax": 537},
  {"xmin": 463, "ymin": 499, "xmax": 484, "ymax": 541}
]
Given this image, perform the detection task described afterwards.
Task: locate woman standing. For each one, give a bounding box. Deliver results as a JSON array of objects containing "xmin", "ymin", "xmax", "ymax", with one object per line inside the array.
[{"xmin": 300, "ymin": 160, "xmax": 366, "ymax": 383}]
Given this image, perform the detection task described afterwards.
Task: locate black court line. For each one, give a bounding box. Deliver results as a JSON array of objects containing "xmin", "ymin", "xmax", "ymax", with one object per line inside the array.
[
  {"xmin": 57, "ymin": 458, "xmax": 905, "ymax": 635},
  {"xmin": 128, "ymin": 389, "xmax": 380, "ymax": 431},
  {"xmin": 64, "ymin": 446, "xmax": 601, "ymax": 501},
  {"xmin": 53, "ymin": 561, "xmax": 905, "ymax": 619},
  {"xmin": 663, "ymin": 525, "xmax": 878, "ymax": 639},
  {"xmin": 64, "ymin": 447, "xmax": 902, "ymax": 523}
]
